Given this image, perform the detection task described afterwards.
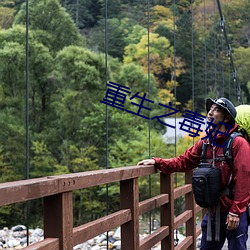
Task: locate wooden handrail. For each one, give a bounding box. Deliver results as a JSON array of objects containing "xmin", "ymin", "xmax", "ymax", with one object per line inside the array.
[{"xmin": 0, "ymin": 165, "xmax": 203, "ymax": 250}]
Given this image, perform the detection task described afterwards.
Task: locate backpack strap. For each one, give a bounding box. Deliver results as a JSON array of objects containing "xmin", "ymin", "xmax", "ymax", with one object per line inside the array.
[
  {"xmin": 201, "ymin": 142, "xmax": 225, "ymax": 163},
  {"xmin": 222, "ymin": 132, "xmax": 243, "ymax": 200},
  {"xmin": 223, "ymin": 132, "xmax": 242, "ymax": 169}
]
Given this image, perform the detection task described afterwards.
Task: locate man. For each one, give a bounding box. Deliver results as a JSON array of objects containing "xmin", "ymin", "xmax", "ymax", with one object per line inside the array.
[{"xmin": 138, "ymin": 97, "xmax": 250, "ymax": 250}]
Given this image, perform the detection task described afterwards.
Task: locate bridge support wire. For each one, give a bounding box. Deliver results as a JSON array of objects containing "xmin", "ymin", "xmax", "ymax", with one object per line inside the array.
[
  {"xmin": 216, "ymin": 0, "xmax": 242, "ymax": 104},
  {"xmin": 25, "ymin": 0, "xmax": 30, "ymax": 246}
]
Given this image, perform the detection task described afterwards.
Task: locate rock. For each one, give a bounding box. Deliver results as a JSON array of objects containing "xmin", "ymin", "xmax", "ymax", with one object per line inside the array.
[
  {"xmin": 20, "ymin": 237, "xmax": 27, "ymax": 245},
  {"xmin": 100, "ymin": 240, "xmax": 107, "ymax": 246},
  {"xmin": 73, "ymin": 242, "xmax": 87, "ymax": 249},
  {"xmin": 0, "ymin": 230, "xmax": 7, "ymax": 238},
  {"xmin": 12, "ymin": 231, "xmax": 25, "ymax": 238},
  {"xmin": 95, "ymin": 234, "xmax": 106, "ymax": 243},
  {"xmin": 113, "ymin": 240, "xmax": 121, "ymax": 249},
  {"xmin": 91, "ymin": 245, "xmax": 101, "ymax": 250},
  {"xmin": 87, "ymin": 238, "xmax": 94, "ymax": 245},
  {"xmin": 30, "ymin": 228, "xmax": 43, "ymax": 238},
  {"xmin": 108, "ymin": 236, "xmax": 116, "ymax": 243},
  {"xmin": 7, "ymin": 239, "xmax": 20, "ymax": 247},
  {"xmin": 113, "ymin": 227, "xmax": 120, "ymax": 240},
  {"xmin": 0, "ymin": 224, "xmax": 188, "ymax": 249},
  {"xmin": 11, "ymin": 226, "xmax": 26, "ymax": 232},
  {"xmin": 107, "ymin": 231, "xmax": 114, "ymax": 237},
  {"xmin": 15, "ymin": 245, "xmax": 23, "ymax": 249}
]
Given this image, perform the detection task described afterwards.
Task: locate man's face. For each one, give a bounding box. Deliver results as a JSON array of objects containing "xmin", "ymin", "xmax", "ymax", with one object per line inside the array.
[{"xmin": 207, "ymin": 104, "xmax": 226, "ymax": 125}]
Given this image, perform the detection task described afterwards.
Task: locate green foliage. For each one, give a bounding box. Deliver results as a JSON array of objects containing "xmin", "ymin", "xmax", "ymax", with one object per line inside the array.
[
  {"xmin": 234, "ymin": 46, "xmax": 250, "ymax": 101},
  {"xmin": 116, "ymin": 63, "xmax": 158, "ymax": 95},
  {"xmin": 30, "ymin": 141, "xmax": 56, "ymax": 177},
  {"xmin": 0, "ymin": 40, "xmax": 26, "ymax": 102},
  {"xmin": 14, "ymin": 0, "xmax": 84, "ymax": 52},
  {"xmin": 53, "ymin": 46, "xmax": 105, "ymax": 92},
  {"xmin": 61, "ymin": 0, "xmax": 101, "ymax": 29},
  {"xmin": 86, "ymin": 17, "xmax": 137, "ymax": 60},
  {"xmin": 0, "ymin": 112, "xmax": 26, "ymax": 180}
]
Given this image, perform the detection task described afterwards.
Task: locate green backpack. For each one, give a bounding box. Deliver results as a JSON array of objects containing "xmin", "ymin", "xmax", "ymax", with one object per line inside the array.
[{"xmin": 235, "ymin": 105, "xmax": 250, "ymax": 140}]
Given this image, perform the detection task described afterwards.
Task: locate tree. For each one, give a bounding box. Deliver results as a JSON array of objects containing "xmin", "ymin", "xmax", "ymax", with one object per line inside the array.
[
  {"xmin": 234, "ymin": 46, "xmax": 250, "ymax": 102},
  {"xmin": 86, "ymin": 17, "xmax": 138, "ymax": 60},
  {"xmin": 61, "ymin": 0, "xmax": 101, "ymax": 29},
  {"xmin": 149, "ymin": 5, "xmax": 174, "ymax": 33},
  {"xmin": 0, "ymin": 25, "xmax": 56, "ymax": 132},
  {"xmin": 123, "ymin": 31, "xmax": 185, "ymax": 108},
  {"xmin": 14, "ymin": 0, "xmax": 84, "ymax": 52}
]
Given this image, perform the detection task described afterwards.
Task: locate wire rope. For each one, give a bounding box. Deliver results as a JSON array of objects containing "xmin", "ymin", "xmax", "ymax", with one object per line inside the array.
[
  {"xmin": 172, "ymin": 0, "xmax": 179, "ymax": 245},
  {"xmin": 215, "ymin": 0, "xmax": 242, "ymax": 104},
  {"xmin": 25, "ymin": 0, "xmax": 30, "ymax": 245},
  {"xmin": 218, "ymin": 22, "xmax": 225, "ymax": 96},
  {"xmin": 203, "ymin": 0, "xmax": 207, "ymax": 98},
  {"xmin": 104, "ymin": 0, "xmax": 109, "ymax": 248},
  {"xmin": 191, "ymin": 0, "xmax": 194, "ymax": 114},
  {"xmin": 191, "ymin": 0, "xmax": 195, "ymax": 150},
  {"xmin": 213, "ymin": 0, "xmax": 217, "ymax": 96},
  {"xmin": 147, "ymin": 0, "xmax": 152, "ymax": 234},
  {"xmin": 173, "ymin": 0, "xmax": 177, "ymax": 158}
]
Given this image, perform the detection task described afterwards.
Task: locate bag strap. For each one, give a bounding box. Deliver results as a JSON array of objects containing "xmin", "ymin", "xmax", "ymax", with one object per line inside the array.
[
  {"xmin": 206, "ymin": 208, "xmax": 212, "ymax": 242},
  {"xmin": 200, "ymin": 142, "xmax": 208, "ymax": 163},
  {"xmin": 215, "ymin": 203, "xmax": 220, "ymax": 242}
]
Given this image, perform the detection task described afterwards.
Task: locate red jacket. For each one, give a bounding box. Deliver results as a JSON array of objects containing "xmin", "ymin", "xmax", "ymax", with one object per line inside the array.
[{"xmin": 154, "ymin": 124, "xmax": 250, "ymax": 216}]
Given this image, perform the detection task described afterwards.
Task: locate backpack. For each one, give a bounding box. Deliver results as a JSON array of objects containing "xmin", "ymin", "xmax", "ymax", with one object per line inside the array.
[
  {"xmin": 235, "ymin": 105, "xmax": 250, "ymax": 140},
  {"xmin": 192, "ymin": 131, "xmax": 242, "ymax": 208},
  {"xmin": 192, "ymin": 161, "xmax": 221, "ymax": 208}
]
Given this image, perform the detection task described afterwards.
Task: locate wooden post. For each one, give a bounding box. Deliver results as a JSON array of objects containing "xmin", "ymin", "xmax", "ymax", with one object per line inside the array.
[
  {"xmin": 185, "ymin": 171, "xmax": 196, "ymax": 250},
  {"xmin": 120, "ymin": 178, "xmax": 139, "ymax": 250},
  {"xmin": 161, "ymin": 173, "xmax": 174, "ymax": 250},
  {"xmin": 44, "ymin": 192, "xmax": 73, "ymax": 250}
]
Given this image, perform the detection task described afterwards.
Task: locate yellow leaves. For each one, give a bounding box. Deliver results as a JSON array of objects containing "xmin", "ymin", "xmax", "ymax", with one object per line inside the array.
[
  {"xmin": 184, "ymin": 99, "xmax": 193, "ymax": 111},
  {"xmin": 158, "ymin": 88, "xmax": 180, "ymax": 107},
  {"xmin": 166, "ymin": 80, "xmax": 180, "ymax": 92},
  {"xmin": 149, "ymin": 5, "xmax": 174, "ymax": 32},
  {"xmin": 152, "ymin": 5, "xmax": 172, "ymax": 19},
  {"xmin": 0, "ymin": 7, "xmax": 15, "ymax": 29},
  {"xmin": 124, "ymin": 32, "xmax": 173, "ymax": 75},
  {"xmin": 174, "ymin": 56, "xmax": 186, "ymax": 77}
]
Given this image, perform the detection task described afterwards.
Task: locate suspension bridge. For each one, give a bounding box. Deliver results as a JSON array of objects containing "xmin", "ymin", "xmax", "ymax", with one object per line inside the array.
[{"xmin": 0, "ymin": 0, "xmax": 249, "ymax": 249}]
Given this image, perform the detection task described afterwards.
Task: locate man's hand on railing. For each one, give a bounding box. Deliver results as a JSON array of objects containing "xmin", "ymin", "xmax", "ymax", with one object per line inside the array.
[{"xmin": 137, "ymin": 159, "xmax": 155, "ymax": 166}]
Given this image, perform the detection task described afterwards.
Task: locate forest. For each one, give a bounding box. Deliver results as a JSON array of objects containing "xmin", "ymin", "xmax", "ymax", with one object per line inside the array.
[{"xmin": 0, "ymin": 0, "xmax": 249, "ymax": 228}]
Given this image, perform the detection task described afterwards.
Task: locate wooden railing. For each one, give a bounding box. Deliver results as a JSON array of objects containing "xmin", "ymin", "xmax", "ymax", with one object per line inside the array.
[{"xmin": 0, "ymin": 165, "xmax": 203, "ymax": 250}]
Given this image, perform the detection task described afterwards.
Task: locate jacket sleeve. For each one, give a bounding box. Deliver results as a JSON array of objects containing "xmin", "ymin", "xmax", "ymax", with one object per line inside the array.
[
  {"xmin": 153, "ymin": 140, "xmax": 203, "ymax": 174},
  {"xmin": 229, "ymin": 136, "xmax": 250, "ymax": 215}
]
